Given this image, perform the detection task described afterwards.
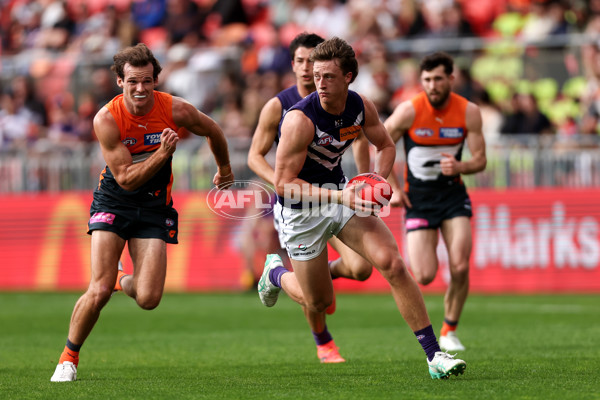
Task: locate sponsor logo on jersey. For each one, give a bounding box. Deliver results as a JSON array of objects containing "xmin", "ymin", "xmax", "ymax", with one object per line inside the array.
[
  {"xmin": 415, "ymin": 128, "xmax": 434, "ymax": 137},
  {"xmin": 144, "ymin": 132, "xmax": 162, "ymax": 145},
  {"xmin": 439, "ymin": 127, "xmax": 464, "ymax": 138},
  {"xmin": 317, "ymin": 135, "xmax": 334, "ymax": 146},
  {"xmin": 339, "ymin": 125, "xmax": 360, "ymax": 141},
  {"xmin": 123, "ymin": 137, "xmax": 137, "ymax": 146}
]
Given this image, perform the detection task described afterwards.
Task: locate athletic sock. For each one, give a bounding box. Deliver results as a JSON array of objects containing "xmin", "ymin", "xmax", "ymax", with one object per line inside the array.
[
  {"xmin": 440, "ymin": 319, "xmax": 458, "ymax": 337},
  {"xmin": 312, "ymin": 325, "xmax": 334, "ymax": 346},
  {"xmin": 59, "ymin": 339, "xmax": 81, "ymax": 366},
  {"xmin": 414, "ymin": 325, "xmax": 441, "ymax": 362},
  {"xmin": 268, "ymin": 266, "xmax": 288, "ymax": 288}
]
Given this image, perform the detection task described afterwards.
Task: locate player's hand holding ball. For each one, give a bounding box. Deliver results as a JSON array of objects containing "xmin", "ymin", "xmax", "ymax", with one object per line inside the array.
[{"xmin": 345, "ymin": 173, "xmax": 393, "ymax": 214}]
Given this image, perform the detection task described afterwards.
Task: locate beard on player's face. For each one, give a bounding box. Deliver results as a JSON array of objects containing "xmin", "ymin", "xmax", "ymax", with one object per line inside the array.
[{"xmin": 426, "ymin": 86, "xmax": 450, "ymax": 108}]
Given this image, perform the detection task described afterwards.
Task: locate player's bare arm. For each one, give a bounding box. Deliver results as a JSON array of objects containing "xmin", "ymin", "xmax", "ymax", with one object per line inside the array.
[
  {"xmin": 440, "ymin": 102, "xmax": 487, "ymax": 176},
  {"xmin": 383, "ymin": 100, "xmax": 416, "ymax": 208},
  {"xmin": 172, "ymin": 96, "xmax": 234, "ymax": 188},
  {"xmin": 247, "ymin": 97, "xmax": 282, "ymax": 184},
  {"xmin": 384, "ymin": 100, "xmax": 415, "ymax": 143},
  {"xmin": 359, "ymin": 95, "xmax": 396, "ymax": 179},
  {"xmin": 351, "ymin": 130, "xmax": 370, "ymax": 174},
  {"xmin": 93, "ymin": 107, "xmax": 177, "ymax": 191}
]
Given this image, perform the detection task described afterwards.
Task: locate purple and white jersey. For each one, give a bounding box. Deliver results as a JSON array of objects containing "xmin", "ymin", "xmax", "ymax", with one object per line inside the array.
[{"xmin": 278, "ymin": 90, "xmax": 365, "ymax": 207}]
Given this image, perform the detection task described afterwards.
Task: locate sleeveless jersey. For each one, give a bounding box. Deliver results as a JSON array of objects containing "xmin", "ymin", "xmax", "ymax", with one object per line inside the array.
[
  {"xmin": 278, "ymin": 90, "xmax": 365, "ymax": 208},
  {"xmin": 274, "ymin": 85, "xmax": 302, "ymax": 145},
  {"xmin": 95, "ymin": 91, "xmax": 178, "ymax": 208},
  {"xmin": 403, "ymin": 91, "xmax": 469, "ymax": 192}
]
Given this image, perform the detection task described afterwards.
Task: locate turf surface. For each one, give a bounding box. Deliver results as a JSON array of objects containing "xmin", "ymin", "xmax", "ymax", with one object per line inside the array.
[{"xmin": 0, "ymin": 292, "xmax": 598, "ymax": 399}]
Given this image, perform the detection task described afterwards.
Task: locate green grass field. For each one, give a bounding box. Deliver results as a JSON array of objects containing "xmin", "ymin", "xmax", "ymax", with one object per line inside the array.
[{"xmin": 0, "ymin": 291, "xmax": 598, "ymax": 400}]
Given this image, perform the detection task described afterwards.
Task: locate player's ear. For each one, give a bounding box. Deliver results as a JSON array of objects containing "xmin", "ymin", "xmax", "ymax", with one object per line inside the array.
[{"xmin": 116, "ymin": 77, "xmax": 124, "ymax": 88}]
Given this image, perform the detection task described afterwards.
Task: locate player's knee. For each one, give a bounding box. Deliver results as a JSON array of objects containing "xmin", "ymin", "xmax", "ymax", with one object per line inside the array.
[
  {"xmin": 306, "ymin": 298, "xmax": 332, "ymax": 313},
  {"xmin": 86, "ymin": 286, "xmax": 113, "ymax": 311},
  {"xmin": 351, "ymin": 262, "xmax": 373, "ymax": 281},
  {"xmin": 135, "ymin": 291, "xmax": 162, "ymax": 310},
  {"xmin": 450, "ymin": 261, "xmax": 469, "ymax": 281},
  {"xmin": 414, "ymin": 271, "xmax": 436, "ymax": 286},
  {"xmin": 375, "ymin": 254, "xmax": 408, "ymax": 282}
]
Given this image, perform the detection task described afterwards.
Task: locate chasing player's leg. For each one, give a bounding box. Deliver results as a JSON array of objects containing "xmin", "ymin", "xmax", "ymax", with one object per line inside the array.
[{"xmin": 439, "ymin": 217, "xmax": 472, "ymax": 351}]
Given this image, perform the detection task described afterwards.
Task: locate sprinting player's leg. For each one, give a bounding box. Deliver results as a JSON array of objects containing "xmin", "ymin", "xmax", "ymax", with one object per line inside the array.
[
  {"xmin": 438, "ymin": 217, "xmax": 471, "ymax": 351},
  {"xmin": 337, "ymin": 215, "xmax": 466, "ymax": 379},
  {"xmin": 258, "ymin": 253, "xmax": 345, "ymax": 363},
  {"xmin": 117, "ymin": 237, "xmax": 167, "ymax": 309},
  {"xmin": 51, "ymin": 231, "xmax": 125, "ymax": 382},
  {"xmin": 51, "ymin": 233, "xmax": 169, "ymax": 382},
  {"xmin": 291, "ymin": 249, "xmax": 345, "ymax": 363},
  {"xmin": 328, "ymin": 236, "xmax": 372, "ymax": 281}
]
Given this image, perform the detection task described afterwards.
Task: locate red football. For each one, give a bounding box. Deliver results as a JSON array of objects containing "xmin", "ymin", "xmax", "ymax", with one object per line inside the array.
[{"xmin": 347, "ymin": 173, "xmax": 393, "ymax": 206}]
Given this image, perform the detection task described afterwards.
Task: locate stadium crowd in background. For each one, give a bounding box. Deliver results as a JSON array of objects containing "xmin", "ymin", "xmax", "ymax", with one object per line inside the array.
[{"xmin": 1, "ymin": 0, "xmax": 600, "ymax": 161}]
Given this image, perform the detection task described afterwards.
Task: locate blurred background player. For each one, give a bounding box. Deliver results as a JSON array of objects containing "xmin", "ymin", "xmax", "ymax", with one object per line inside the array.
[
  {"xmin": 265, "ymin": 37, "xmax": 466, "ymax": 378},
  {"xmin": 248, "ymin": 32, "xmax": 373, "ymax": 363},
  {"xmin": 384, "ymin": 51, "xmax": 487, "ymax": 352},
  {"xmin": 50, "ymin": 43, "xmax": 234, "ymax": 382}
]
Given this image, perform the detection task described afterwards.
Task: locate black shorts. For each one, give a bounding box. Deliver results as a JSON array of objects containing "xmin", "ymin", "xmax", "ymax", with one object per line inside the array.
[
  {"xmin": 87, "ymin": 194, "xmax": 179, "ymax": 244},
  {"xmin": 405, "ymin": 185, "xmax": 472, "ymax": 232}
]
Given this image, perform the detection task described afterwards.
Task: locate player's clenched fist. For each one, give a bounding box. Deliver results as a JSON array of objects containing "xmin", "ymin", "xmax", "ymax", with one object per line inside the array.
[{"xmin": 160, "ymin": 128, "xmax": 179, "ymax": 155}]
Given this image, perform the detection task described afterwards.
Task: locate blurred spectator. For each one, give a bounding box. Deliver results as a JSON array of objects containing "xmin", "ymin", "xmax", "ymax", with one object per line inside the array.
[
  {"xmin": 163, "ymin": 0, "xmax": 208, "ymax": 46},
  {"xmin": 90, "ymin": 68, "xmax": 121, "ymax": 108},
  {"xmin": 46, "ymin": 91, "xmax": 88, "ymax": 152},
  {"xmin": 501, "ymin": 92, "xmax": 554, "ymax": 135},
  {"xmin": 389, "ymin": 59, "xmax": 422, "ymax": 110},
  {"xmin": 441, "ymin": 2, "xmax": 475, "ymax": 37},
  {"xmin": 130, "ymin": 0, "xmax": 166, "ymax": 30},
  {"xmin": 37, "ymin": 0, "xmax": 75, "ymax": 51},
  {"xmin": 0, "ymin": 90, "xmax": 40, "ymax": 151},
  {"xmin": 453, "ymin": 64, "xmax": 484, "ymax": 102},
  {"xmin": 10, "ymin": 75, "xmax": 48, "ymax": 127},
  {"xmin": 474, "ymin": 89, "xmax": 505, "ymax": 146}
]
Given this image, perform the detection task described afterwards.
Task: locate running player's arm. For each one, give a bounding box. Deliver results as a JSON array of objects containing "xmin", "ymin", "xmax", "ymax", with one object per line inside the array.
[
  {"xmin": 172, "ymin": 96, "xmax": 234, "ymax": 189},
  {"xmin": 274, "ymin": 110, "xmax": 373, "ymax": 213},
  {"xmin": 351, "ymin": 130, "xmax": 370, "ymax": 174},
  {"xmin": 247, "ymin": 97, "xmax": 282, "ymax": 185},
  {"xmin": 93, "ymin": 107, "xmax": 178, "ymax": 191},
  {"xmin": 359, "ymin": 95, "xmax": 396, "ymax": 180},
  {"xmin": 383, "ymin": 100, "xmax": 416, "ymax": 208},
  {"xmin": 440, "ymin": 102, "xmax": 487, "ymax": 176}
]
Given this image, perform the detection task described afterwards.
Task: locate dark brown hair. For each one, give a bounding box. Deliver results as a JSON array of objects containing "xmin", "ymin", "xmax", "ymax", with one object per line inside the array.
[
  {"xmin": 419, "ymin": 52, "xmax": 454, "ymax": 76},
  {"xmin": 111, "ymin": 43, "xmax": 162, "ymax": 80},
  {"xmin": 309, "ymin": 37, "xmax": 359, "ymax": 83}
]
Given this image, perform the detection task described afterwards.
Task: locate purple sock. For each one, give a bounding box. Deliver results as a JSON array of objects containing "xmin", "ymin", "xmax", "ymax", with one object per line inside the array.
[
  {"xmin": 268, "ymin": 266, "xmax": 288, "ymax": 288},
  {"xmin": 414, "ymin": 325, "xmax": 441, "ymax": 361},
  {"xmin": 312, "ymin": 325, "xmax": 333, "ymax": 345}
]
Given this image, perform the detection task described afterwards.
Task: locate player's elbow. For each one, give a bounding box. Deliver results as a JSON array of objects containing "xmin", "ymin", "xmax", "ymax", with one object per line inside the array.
[{"xmin": 247, "ymin": 153, "xmax": 259, "ymax": 174}]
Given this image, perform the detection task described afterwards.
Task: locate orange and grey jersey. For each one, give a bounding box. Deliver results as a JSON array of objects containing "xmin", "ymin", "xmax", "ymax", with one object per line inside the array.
[
  {"xmin": 95, "ymin": 91, "xmax": 178, "ymax": 208},
  {"xmin": 403, "ymin": 91, "xmax": 469, "ymax": 192}
]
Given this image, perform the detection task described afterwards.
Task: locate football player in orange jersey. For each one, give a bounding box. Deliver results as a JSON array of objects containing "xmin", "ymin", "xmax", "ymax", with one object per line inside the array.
[
  {"xmin": 51, "ymin": 43, "xmax": 234, "ymax": 382},
  {"xmin": 384, "ymin": 52, "xmax": 487, "ymax": 352}
]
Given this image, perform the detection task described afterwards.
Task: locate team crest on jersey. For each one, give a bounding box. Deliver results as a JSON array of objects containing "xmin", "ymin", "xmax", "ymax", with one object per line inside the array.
[
  {"xmin": 144, "ymin": 132, "xmax": 162, "ymax": 145},
  {"xmin": 339, "ymin": 125, "xmax": 360, "ymax": 141},
  {"xmin": 122, "ymin": 137, "xmax": 137, "ymax": 146},
  {"xmin": 415, "ymin": 128, "xmax": 434, "ymax": 137},
  {"xmin": 439, "ymin": 127, "xmax": 464, "ymax": 138},
  {"xmin": 317, "ymin": 135, "xmax": 334, "ymax": 146}
]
